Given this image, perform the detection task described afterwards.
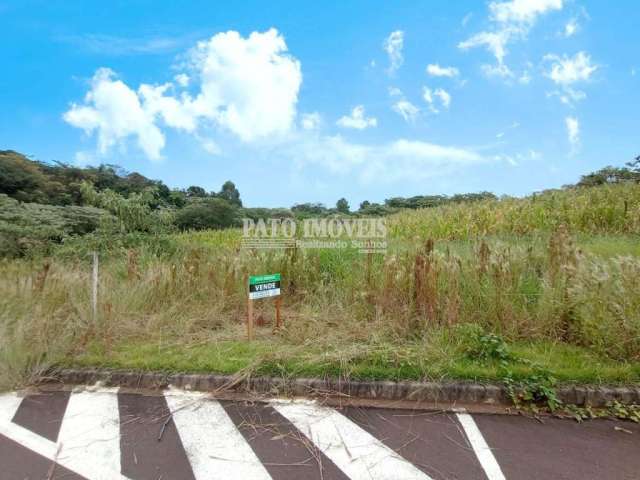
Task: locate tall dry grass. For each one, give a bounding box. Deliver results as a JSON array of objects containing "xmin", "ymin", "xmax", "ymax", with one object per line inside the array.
[{"xmin": 1, "ymin": 182, "xmax": 640, "ymax": 387}]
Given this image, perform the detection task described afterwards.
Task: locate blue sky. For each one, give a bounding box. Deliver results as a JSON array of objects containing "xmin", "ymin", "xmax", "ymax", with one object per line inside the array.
[{"xmin": 0, "ymin": 0, "xmax": 638, "ymax": 208}]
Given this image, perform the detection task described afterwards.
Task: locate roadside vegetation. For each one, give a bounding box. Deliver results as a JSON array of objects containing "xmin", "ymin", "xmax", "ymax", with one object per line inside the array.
[{"xmin": 1, "ymin": 149, "xmax": 640, "ymax": 397}]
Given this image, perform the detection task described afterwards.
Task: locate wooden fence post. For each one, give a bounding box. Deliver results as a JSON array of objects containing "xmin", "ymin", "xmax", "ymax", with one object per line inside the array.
[{"xmin": 91, "ymin": 251, "xmax": 99, "ymax": 322}]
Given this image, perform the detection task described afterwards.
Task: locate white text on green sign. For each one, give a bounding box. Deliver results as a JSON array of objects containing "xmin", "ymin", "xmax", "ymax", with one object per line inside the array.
[{"xmin": 249, "ymin": 273, "xmax": 281, "ymax": 299}]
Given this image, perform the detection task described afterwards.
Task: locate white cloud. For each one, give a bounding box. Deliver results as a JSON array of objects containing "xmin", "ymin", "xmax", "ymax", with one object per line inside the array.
[
  {"xmin": 481, "ymin": 63, "xmax": 514, "ymax": 79},
  {"xmin": 435, "ymin": 88, "xmax": 451, "ymax": 109},
  {"xmin": 138, "ymin": 83, "xmax": 199, "ymax": 131},
  {"xmin": 547, "ymin": 88, "xmax": 586, "ymax": 106},
  {"xmin": 336, "ymin": 105, "xmax": 377, "ymax": 129},
  {"xmin": 292, "ymin": 135, "xmax": 489, "ymax": 183},
  {"xmin": 301, "ymin": 112, "xmax": 321, "ymax": 130},
  {"xmin": 388, "ymin": 86, "xmax": 403, "ymax": 97},
  {"xmin": 63, "ymin": 68, "xmax": 166, "ymax": 160},
  {"xmin": 57, "ymin": 33, "xmax": 187, "ymax": 56},
  {"xmin": 186, "ymin": 29, "xmax": 302, "ymax": 142},
  {"xmin": 489, "ymin": 0, "xmax": 563, "ymax": 24},
  {"xmin": 383, "ymin": 30, "xmax": 404, "ymax": 74},
  {"xmin": 423, "ymin": 87, "xmax": 451, "ymax": 113},
  {"xmin": 174, "ymin": 73, "xmax": 190, "ymax": 87},
  {"xmin": 565, "ymin": 116, "xmax": 580, "ymax": 153},
  {"xmin": 545, "ymin": 51, "xmax": 598, "ymax": 85},
  {"xmin": 518, "ymin": 70, "xmax": 532, "ymax": 84},
  {"xmin": 199, "ymin": 136, "xmax": 221, "ymax": 155},
  {"xmin": 392, "ymin": 99, "xmax": 420, "ymax": 123},
  {"xmin": 460, "ymin": 30, "xmax": 511, "ymax": 65},
  {"xmin": 462, "ymin": 13, "xmax": 473, "ymax": 27},
  {"xmin": 64, "ymin": 29, "xmax": 302, "ymax": 160},
  {"xmin": 459, "ymin": 0, "xmax": 563, "ymax": 75},
  {"xmin": 426, "ymin": 63, "xmax": 460, "ymax": 77},
  {"xmin": 544, "ymin": 51, "xmax": 598, "ymax": 105},
  {"xmin": 563, "ymin": 18, "xmax": 579, "ymax": 37}
]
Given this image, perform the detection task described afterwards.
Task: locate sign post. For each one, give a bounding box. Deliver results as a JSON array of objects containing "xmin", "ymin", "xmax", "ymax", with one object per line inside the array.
[{"xmin": 247, "ymin": 273, "xmax": 282, "ymax": 340}]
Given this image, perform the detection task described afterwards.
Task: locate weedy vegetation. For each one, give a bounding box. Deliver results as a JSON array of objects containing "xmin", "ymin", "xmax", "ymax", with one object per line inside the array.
[{"xmin": 1, "ymin": 180, "xmax": 640, "ymax": 419}]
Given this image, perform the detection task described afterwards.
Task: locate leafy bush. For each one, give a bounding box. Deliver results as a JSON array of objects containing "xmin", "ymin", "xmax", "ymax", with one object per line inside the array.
[
  {"xmin": 457, "ymin": 324, "xmax": 512, "ymax": 365},
  {"xmin": 53, "ymin": 232, "xmax": 182, "ymax": 260},
  {"xmin": 79, "ymin": 181, "xmax": 173, "ymax": 233},
  {"xmin": 174, "ymin": 198, "xmax": 240, "ymax": 230},
  {"xmin": 0, "ymin": 194, "xmax": 109, "ymax": 257}
]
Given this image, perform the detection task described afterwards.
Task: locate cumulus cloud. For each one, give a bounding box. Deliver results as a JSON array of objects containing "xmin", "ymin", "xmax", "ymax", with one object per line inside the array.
[
  {"xmin": 187, "ymin": 29, "xmax": 302, "ymax": 141},
  {"xmin": 63, "ymin": 68, "xmax": 166, "ymax": 160},
  {"xmin": 422, "ymin": 87, "xmax": 451, "ymax": 113},
  {"xmin": 64, "ymin": 29, "xmax": 302, "ymax": 159},
  {"xmin": 301, "ymin": 112, "xmax": 321, "ymax": 130},
  {"xmin": 426, "ymin": 63, "xmax": 460, "ymax": 77},
  {"xmin": 392, "ymin": 100, "xmax": 420, "ymax": 123},
  {"xmin": 459, "ymin": 0, "xmax": 563, "ymax": 77},
  {"xmin": 383, "ymin": 30, "xmax": 404, "ymax": 74},
  {"xmin": 336, "ymin": 105, "xmax": 377, "ymax": 130},
  {"xmin": 565, "ymin": 116, "xmax": 580, "ymax": 153}
]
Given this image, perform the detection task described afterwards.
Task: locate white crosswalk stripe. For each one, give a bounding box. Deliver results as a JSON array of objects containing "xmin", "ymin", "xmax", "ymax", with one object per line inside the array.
[
  {"xmin": 165, "ymin": 390, "xmax": 273, "ymax": 480},
  {"xmin": 57, "ymin": 388, "xmax": 127, "ymax": 480},
  {"xmin": 272, "ymin": 399, "xmax": 434, "ymax": 480},
  {"xmin": 2, "ymin": 389, "xmax": 511, "ymax": 480},
  {"xmin": 0, "ymin": 390, "xmax": 129, "ymax": 480},
  {"xmin": 456, "ymin": 412, "xmax": 506, "ymax": 480},
  {"xmin": 0, "ymin": 392, "xmax": 23, "ymax": 422}
]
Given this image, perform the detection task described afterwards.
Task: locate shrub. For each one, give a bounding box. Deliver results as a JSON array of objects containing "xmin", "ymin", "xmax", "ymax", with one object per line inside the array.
[
  {"xmin": 174, "ymin": 198, "xmax": 240, "ymax": 230},
  {"xmin": 0, "ymin": 194, "xmax": 108, "ymax": 257}
]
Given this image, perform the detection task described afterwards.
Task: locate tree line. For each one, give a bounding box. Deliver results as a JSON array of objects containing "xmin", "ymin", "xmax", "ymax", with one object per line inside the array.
[{"xmin": 1, "ymin": 148, "xmax": 639, "ymax": 257}]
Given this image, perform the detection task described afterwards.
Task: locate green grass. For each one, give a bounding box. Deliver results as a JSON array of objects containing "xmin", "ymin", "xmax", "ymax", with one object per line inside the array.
[
  {"xmin": 3, "ymin": 182, "xmax": 640, "ymax": 390},
  {"xmin": 65, "ymin": 334, "xmax": 640, "ymax": 385}
]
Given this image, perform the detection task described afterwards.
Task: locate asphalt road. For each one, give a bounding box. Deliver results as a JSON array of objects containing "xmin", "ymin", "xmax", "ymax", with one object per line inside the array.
[{"xmin": 1, "ymin": 388, "xmax": 639, "ymax": 480}]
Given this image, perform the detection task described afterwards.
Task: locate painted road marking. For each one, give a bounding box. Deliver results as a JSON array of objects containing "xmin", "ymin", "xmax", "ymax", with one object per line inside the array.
[
  {"xmin": 57, "ymin": 388, "xmax": 125, "ymax": 480},
  {"xmin": 0, "ymin": 391, "xmax": 129, "ymax": 480},
  {"xmin": 272, "ymin": 400, "xmax": 433, "ymax": 480},
  {"xmin": 221, "ymin": 400, "xmax": 350, "ymax": 480},
  {"xmin": 0, "ymin": 392, "xmax": 23, "ymax": 422},
  {"xmin": 456, "ymin": 412, "xmax": 506, "ymax": 480},
  {"xmin": 165, "ymin": 391, "xmax": 272, "ymax": 480}
]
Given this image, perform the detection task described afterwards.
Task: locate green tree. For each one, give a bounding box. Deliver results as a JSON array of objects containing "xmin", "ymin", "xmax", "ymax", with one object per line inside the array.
[
  {"xmin": 0, "ymin": 150, "xmax": 48, "ymax": 202},
  {"xmin": 79, "ymin": 181, "xmax": 168, "ymax": 233},
  {"xmin": 336, "ymin": 197, "xmax": 350, "ymax": 214},
  {"xmin": 186, "ymin": 186, "xmax": 207, "ymax": 198},
  {"xmin": 291, "ymin": 202, "xmax": 328, "ymax": 218},
  {"xmin": 217, "ymin": 180, "xmax": 242, "ymax": 207},
  {"xmin": 576, "ymin": 166, "xmax": 640, "ymax": 187},
  {"xmin": 174, "ymin": 198, "xmax": 239, "ymax": 230}
]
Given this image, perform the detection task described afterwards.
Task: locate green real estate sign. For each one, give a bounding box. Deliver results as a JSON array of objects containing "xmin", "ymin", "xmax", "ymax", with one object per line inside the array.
[{"xmin": 249, "ymin": 273, "xmax": 281, "ymax": 300}]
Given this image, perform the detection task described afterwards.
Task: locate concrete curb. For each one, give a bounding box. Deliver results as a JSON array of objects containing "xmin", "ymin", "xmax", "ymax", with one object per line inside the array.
[{"xmin": 41, "ymin": 369, "xmax": 640, "ymax": 408}]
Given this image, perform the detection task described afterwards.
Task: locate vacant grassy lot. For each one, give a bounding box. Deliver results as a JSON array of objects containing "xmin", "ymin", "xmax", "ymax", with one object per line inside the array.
[{"xmin": 1, "ymin": 183, "xmax": 639, "ymax": 390}]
